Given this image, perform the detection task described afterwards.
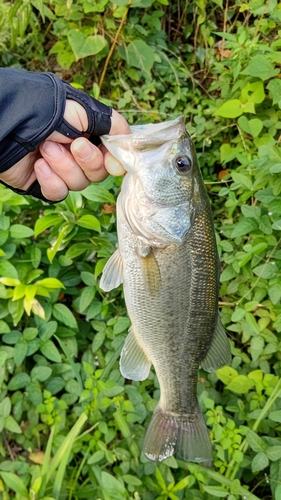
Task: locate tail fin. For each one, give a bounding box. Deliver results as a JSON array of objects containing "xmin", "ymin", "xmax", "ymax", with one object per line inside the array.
[{"xmin": 143, "ymin": 406, "xmax": 212, "ymax": 465}]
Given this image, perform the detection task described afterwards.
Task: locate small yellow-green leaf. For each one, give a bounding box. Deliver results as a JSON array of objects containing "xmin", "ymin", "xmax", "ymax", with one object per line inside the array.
[
  {"xmin": 0, "ymin": 277, "xmax": 21, "ymax": 286},
  {"xmin": 214, "ymin": 99, "xmax": 243, "ymax": 118},
  {"xmin": 216, "ymin": 366, "xmax": 238, "ymax": 385},
  {"xmin": 36, "ymin": 278, "xmax": 65, "ymax": 289}
]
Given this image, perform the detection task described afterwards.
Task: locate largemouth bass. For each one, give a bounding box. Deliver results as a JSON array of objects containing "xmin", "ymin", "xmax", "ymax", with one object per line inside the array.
[{"xmin": 100, "ymin": 116, "xmax": 231, "ymax": 464}]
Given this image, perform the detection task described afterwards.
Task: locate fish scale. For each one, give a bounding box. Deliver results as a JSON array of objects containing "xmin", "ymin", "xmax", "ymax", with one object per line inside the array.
[{"xmin": 100, "ymin": 116, "xmax": 231, "ymax": 464}]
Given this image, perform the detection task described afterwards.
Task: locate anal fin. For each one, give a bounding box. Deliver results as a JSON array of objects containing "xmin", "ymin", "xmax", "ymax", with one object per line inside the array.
[
  {"xmin": 120, "ymin": 326, "xmax": 151, "ymax": 381},
  {"xmin": 99, "ymin": 249, "xmax": 123, "ymax": 292},
  {"xmin": 201, "ymin": 315, "xmax": 232, "ymax": 372}
]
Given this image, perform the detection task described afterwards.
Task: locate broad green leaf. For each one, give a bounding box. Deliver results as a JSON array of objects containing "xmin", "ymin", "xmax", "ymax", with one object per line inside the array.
[
  {"xmin": 269, "ymin": 163, "xmax": 281, "ymax": 173},
  {"xmin": 275, "ymin": 485, "xmax": 281, "ymax": 500},
  {"xmin": 266, "ymin": 446, "xmax": 281, "ymax": 461},
  {"xmin": 8, "ymin": 372, "xmax": 31, "ymax": 391},
  {"xmin": 232, "ymin": 172, "xmax": 253, "ymax": 190},
  {"xmin": 31, "ymin": 299, "xmax": 46, "ymax": 320},
  {"xmin": 4, "ymin": 415, "xmax": 22, "ymax": 433},
  {"xmin": 242, "ymin": 55, "xmax": 279, "ymax": 81},
  {"xmin": 0, "ymin": 397, "xmax": 11, "ymax": 418},
  {"xmin": 83, "ymin": 0, "xmax": 109, "ymax": 12},
  {"xmin": 255, "ymin": 188, "xmax": 275, "ymax": 204},
  {"xmin": 251, "ymin": 451, "xmax": 269, "ymax": 472},
  {"xmin": 101, "ymin": 471, "xmax": 127, "ymax": 499},
  {"xmin": 226, "ymin": 375, "xmax": 254, "ymax": 394},
  {"xmin": 68, "ymin": 29, "xmax": 107, "ymax": 60},
  {"xmin": 47, "ymin": 223, "xmax": 71, "ymax": 263},
  {"xmin": 231, "ymin": 307, "xmax": 245, "ymax": 322},
  {"xmin": 80, "ymin": 286, "xmax": 96, "ymax": 312},
  {"xmin": 66, "ymin": 242, "xmax": 93, "ymax": 259},
  {"xmin": 269, "ymin": 281, "xmax": 281, "ymax": 304},
  {"xmin": 40, "ymin": 340, "xmax": 62, "ymax": 363},
  {"xmin": 214, "ymin": 99, "xmax": 244, "ymax": 118},
  {"xmin": 220, "ymin": 265, "xmax": 237, "ymax": 282},
  {"xmin": 92, "ymin": 331, "xmax": 106, "ymax": 352},
  {"xmin": 14, "ymin": 340, "xmax": 28, "ymax": 367},
  {"xmin": 31, "ymin": 366, "xmax": 52, "ymax": 382},
  {"xmin": 250, "ymin": 336, "xmax": 264, "ymax": 362},
  {"xmin": 0, "ymin": 261, "xmax": 18, "ymax": 279},
  {"xmin": 241, "ymin": 81, "xmax": 265, "ymax": 104},
  {"xmin": 0, "ymin": 472, "xmax": 29, "ymax": 498},
  {"xmin": 31, "ymin": 246, "xmax": 41, "ymax": 268},
  {"xmin": 124, "ymin": 39, "xmax": 155, "ymax": 72},
  {"xmin": 87, "ymin": 450, "xmax": 105, "ymax": 464},
  {"xmin": 81, "ymin": 272, "xmax": 96, "ymax": 287},
  {"xmin": 53, "ymin": 303, "xmax": 78, "ymax": 329},
  {"xmin": 253, "ymin": 263, "xmax": 278, "ymax": 279},
  {"xmin": 36, "ymin": 278, "xmax": 65, "ymax": 289},
  {"xmin": 34, "ymin": 214, "xmax": 63, "ymax": 237},
  {"xmin": 269, "ymin": 411, "xmax": 281, "ymax": 423},
  {"xmin": 10, "ymin": 224, "xmax": 34, "ymax": 239},
  {"xmin": 113, "ymin": 317, "xmax": 131, "ymax": 334},
  {"xmin": 82, "ymin": 184, "xmax": 116, "ymax": 204},
  {"xmin": 267, "ymin": 79, "xmax": 281, "ymax": 105},
  {"xmin": 246, "ymin": 429, "xmax": 266, "ymax": 453},
  {"xmin": 231, "ymin": 218, "xmax": 258, "ymax": 238},
  {"xmin": 203, "ymin": 485, "xmax": 228, "ymax": 497},
  {"xmin": 77, "ymin": 214, "xmax": 101, "ymax": 232},
  {"xmin": 238, "ymin": 116, "xmax": 263, "ymax": 137},
  {"xmin": 122, "ymin": 475, "xmax": 142, "ymax": 486},
  {"xmin": 272, "ymin": 220, "xmax": 281, "ymax": 230},
  {"xmin": 0, "ymin": 277, "xmax": 20, "ymax": 286},
  {"xmin": 259, "ymin": 214, "xmax": 272, "ymax": 235},
  {"xmin": 216, "ymin": 367, "xmax": 238, "ymax": 385}
]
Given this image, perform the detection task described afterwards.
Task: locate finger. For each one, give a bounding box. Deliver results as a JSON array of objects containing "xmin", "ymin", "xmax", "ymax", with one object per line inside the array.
[
  {"xmin": 110, "ymin": 109, "xmax": 131, "ymax": 135},
  {"xmin": 39, "ymin": 141, "xmax": 89, "ymax": 191},
  {"xmin": 70, "ymin": 137, "xmax": 108, "ymax": 182},
  {"xmin": 0, "ymin": 150, "xmax": 38, "ymax": 190},
  {"xmin": 102, "ymin": 147, "xmax": 126, "ymax": 176},
  {"xmin": 34, "ymin": 159, "xmax": 69, "ymax": 201}
]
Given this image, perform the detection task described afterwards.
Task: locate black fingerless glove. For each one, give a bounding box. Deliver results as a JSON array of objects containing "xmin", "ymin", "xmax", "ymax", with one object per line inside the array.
[{"xmin": 0, "ymin": 68, "xmax": 112, "ymax": 202}]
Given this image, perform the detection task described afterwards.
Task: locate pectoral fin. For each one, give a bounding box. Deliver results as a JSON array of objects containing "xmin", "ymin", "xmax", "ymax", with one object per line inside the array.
[
  {"xmin": 201, "ymin": 315, "xmax": 232, "ymax": 372},
  {"xmin": 99, "ymin": 249, "xmax": 123, "ymax": 291},
  {"xmin": 120, "ymin": 326, "xmax": 151, "ymax": 381},
  {"xmin": 139, "ymin": 250, "xmax": 161, "ymax": 295}
]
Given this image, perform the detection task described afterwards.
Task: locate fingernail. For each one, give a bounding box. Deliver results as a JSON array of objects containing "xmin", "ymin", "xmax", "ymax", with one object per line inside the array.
[
  {"xmin": 41, "ymin": 141, "xmax": 63, "ymax": 159},
  {"xmin": 72, "ymin": 141, "xmax": 93, "ymax": 160}
]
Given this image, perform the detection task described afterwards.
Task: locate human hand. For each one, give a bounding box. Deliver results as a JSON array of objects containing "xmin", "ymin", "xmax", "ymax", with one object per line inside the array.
[{"xmin": 0, "ymin": 100, "xmax": 130, "ymax": 202}]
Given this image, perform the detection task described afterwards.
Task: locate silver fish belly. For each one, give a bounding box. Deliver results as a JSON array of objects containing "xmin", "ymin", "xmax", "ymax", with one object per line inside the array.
[{"xmin": 100, "ymin": 116, "xmax": 231, "ymax": 464}]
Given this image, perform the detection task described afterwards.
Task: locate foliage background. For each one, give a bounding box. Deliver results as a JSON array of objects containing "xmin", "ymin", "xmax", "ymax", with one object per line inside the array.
[{"xmin": 0, "ymin": 0, "xmax": 281, "ymax": 499}]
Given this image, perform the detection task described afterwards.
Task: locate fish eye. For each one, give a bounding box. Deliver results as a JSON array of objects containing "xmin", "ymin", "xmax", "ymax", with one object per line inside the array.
[{"xmin": 174, "ymin": 155, "xmax": 192, "ymax": 174}]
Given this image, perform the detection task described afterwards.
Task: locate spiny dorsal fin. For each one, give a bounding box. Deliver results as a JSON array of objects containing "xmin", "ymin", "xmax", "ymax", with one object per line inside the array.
[
  {"xmin": 99, "ymin": 249, "xmax": 123, "ymax": 292},
  {"xmin": 120, "ymin": 326, "xmax": 151, "ymax": 381},
  {"xmin": 201, "ymin": 315, "xmax": 232, "ymax": 372}
]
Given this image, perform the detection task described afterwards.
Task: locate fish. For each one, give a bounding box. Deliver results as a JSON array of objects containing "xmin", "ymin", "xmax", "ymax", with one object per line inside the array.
[{"xmin": 100, "ymin": 116, "xmax": 231, "ymax": 465}]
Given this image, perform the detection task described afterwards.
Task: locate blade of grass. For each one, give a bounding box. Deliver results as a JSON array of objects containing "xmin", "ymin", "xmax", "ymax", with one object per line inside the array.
[
  {"xmin": 46, "ymin": 412, "xmax": 88, "ymax": 490},
  {"xmin": 38, "ymin": 425, "xmax": 56, "ymax": 499}
]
